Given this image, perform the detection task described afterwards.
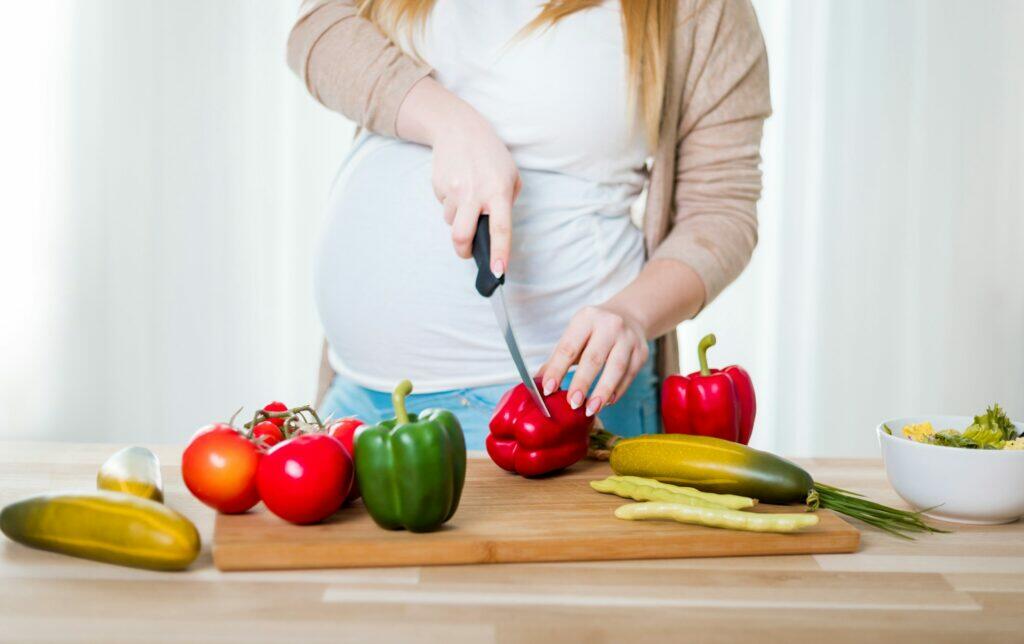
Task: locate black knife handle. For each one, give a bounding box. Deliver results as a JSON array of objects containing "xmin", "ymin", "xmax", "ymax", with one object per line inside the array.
[{"xmin": 471, "ymin": 214, "xmax": 505, "ymax": 298}]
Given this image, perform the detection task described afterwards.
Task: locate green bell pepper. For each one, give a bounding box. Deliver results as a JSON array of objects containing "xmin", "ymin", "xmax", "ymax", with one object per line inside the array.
[{"xmin": 355, "ymin": 380, "xmax": 467, "ymax": 532}]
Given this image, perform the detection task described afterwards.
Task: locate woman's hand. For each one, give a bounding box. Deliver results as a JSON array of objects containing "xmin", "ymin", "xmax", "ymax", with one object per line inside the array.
[
  {"xmin": 397, "ymin": 77, "xmax": 520, "ymax": 276},
  {"xmin": 433, "ymin": 117, "xmax": 520, "ymax": 275},
  {"xmin": 538, "ymin": 260, "xmax": 708, "ymax": 418},
  {"xmin": 538, "ymin": 305, "xmax": 650, "ymax": 418}
]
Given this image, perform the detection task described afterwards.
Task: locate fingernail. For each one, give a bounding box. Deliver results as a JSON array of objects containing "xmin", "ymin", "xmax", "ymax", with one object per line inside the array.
[
  {"xmin": 543, "ymin": 378, "xmax": 557, "ymax": 396},
  {"xmin": 607, "ymin": 393, "xmax": 617, "ymax": 405},
  {"xmin": 585, "ymin": 397, "xmax": 603, "ymax": 417},
  {"xmin": 569, "ymin": 390, "xmax": 584, "ymax": 409},
  {"xmin": 491, "ymin": 259, "xmax": 504, "ymax": 279}
]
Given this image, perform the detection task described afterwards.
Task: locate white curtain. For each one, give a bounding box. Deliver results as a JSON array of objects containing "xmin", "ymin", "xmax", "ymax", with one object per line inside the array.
[
  {"xmin": 3, "ymin": 1, "xmax": 1022, "ymax": 455},
  {"xmin": 2, "ymin": 1, "xmax": 353, "ymax": 443},
  {"xmin": 696, "ymin": 0, "xmax": 1024, "ymax": 455}
]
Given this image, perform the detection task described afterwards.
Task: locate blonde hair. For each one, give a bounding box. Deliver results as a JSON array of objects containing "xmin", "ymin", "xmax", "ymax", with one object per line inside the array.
[{"xmin": 357, "ymin": 0, "xmax": 676, "ymax": 149}]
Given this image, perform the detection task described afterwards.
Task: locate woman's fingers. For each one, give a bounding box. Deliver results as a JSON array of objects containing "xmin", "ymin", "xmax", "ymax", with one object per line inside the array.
[
  {"xmin": 611, "ymin": 344, "xmax": 647, "ymax": 407},
  {"xmin": 542, "ymin": 305, "xmax": 647, "ymax": 416},
  {"xmin": 540, "ymin": 316, "xmax": 591, "ymax": 398},
  {"xmin": 486, "ymin": 198, "xmax": 512, "ymax": 278},
  {"xmin": 442, "ymin": 197, "xmax": 457, "ymax": 225},
  {"xmin": 566, "ymin": 325, "xmax": 616, "ymax": 412},
  {"xmin": 450, "ymin": 203, "xmax": 480, "ymax": 259},
  {"xmin": 445, "ymin": 194, "xmax": 511, "ymax": 269},
  {"xmin": 587, "ymin": 341, "xmax": 635, "ymax": 416}
]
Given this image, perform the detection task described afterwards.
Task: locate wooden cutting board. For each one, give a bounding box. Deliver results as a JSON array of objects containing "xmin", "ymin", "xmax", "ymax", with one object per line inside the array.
[{"xmin": 213, "ymin": 458, "xmax": 859, "ymax": 571}]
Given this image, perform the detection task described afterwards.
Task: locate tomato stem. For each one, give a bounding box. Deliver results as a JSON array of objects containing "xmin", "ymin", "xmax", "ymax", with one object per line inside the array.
[
  {"xmin": 306, "ymin": 406, "xmax": 325, "ymax": 429},
  {"xmin": 243, "ymin": 405, "xmax": 326, "ymax": 440},
  {"xmin": 244, "ymin": 409, "xmax": 264, "ymax": 439}
]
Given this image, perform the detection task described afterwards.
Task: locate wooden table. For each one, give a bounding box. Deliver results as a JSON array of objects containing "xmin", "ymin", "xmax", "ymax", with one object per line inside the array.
[{"xmin": 1, "ymin": 443, "xmax": 1021, "ymax": 643}]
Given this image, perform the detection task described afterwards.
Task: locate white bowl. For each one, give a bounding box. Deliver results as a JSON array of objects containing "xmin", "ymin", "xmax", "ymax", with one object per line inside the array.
[{"xmin": 877, "ymin": 415, "xmax": 1024, "ymax": 525}]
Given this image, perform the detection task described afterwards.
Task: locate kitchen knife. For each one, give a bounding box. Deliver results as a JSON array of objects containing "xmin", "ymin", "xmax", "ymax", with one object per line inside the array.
[{"xmin": 471, "ymin": 215, "xmax": 552, "ymax": 418}]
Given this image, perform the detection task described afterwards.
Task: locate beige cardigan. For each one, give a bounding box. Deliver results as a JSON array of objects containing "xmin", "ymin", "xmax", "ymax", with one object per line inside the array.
[{"xmin": 286, "ymin": 0, "xmax": 770, "ymax": 404}]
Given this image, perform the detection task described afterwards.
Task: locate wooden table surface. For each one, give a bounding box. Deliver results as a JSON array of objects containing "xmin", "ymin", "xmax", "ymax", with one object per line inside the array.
[{"xmin": 1, "ymin": 442, "xmax": 1022, "ymax": 643}]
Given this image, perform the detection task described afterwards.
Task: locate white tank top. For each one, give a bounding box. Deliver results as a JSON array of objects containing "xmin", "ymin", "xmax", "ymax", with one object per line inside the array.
[{"xmin": 315, "ymin": 0, "xmax": 648, "ymax": 392}]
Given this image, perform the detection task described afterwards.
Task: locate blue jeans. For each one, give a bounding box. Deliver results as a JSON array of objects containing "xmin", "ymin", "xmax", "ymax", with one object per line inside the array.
[{"xmin": 321, "ymin": 346, "xmax": 660, "ymax": 451}]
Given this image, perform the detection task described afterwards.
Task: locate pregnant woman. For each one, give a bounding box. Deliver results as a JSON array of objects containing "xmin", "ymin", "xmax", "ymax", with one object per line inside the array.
[{"xmin": 288, "ymin": 0, "xmax": 769, "ymax": 449}]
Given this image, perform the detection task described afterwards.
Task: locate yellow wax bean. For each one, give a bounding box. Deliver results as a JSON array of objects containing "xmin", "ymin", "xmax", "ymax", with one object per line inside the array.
[
  {"xmin": 591, "ymin": 478, "xmax": 729, "ymax": 510},
  {"xmin": 609, "ymin": 475, "xmax": 756, "ymax": 509},
  {"xmin": 614, "ymin": 501, "xmax": 819, "ymax": 533}
]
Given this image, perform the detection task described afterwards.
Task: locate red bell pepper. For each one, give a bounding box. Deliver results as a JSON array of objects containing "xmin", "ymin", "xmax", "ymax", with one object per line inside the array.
[
  {"xmin": 486, "ymin": 380, "xmax": 594, "ymax": 477},
  {"xmin": 661, "ymin": 334, "xmax": 756, "ymax": 444}
]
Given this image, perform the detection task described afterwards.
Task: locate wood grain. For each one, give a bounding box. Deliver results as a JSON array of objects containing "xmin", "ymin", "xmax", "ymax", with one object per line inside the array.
[
  {"xmin": 2, "ymin": 443, "xmax": 1022, "ymax": 644},
  {"xmin": 212, "ymin": 458, "xmax": 858, "ymax": 571}
]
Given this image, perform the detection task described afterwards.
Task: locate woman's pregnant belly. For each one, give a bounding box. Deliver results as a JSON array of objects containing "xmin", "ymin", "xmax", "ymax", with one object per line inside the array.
[{"xmin": 315, "ymin": 134, "xmax": 644, "ymax": 392}]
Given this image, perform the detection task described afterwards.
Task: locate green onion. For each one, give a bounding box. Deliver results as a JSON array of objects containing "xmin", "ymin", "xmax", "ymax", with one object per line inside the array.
[{"xmin": 809, "ymin": 483, "xmax": 947, "ymax": 539}]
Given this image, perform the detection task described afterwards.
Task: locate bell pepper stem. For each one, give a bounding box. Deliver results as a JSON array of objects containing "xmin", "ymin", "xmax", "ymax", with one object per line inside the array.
[
  {"xmin": 588, "ymin": 427, "xmax": 623, "ymax": 461},
  {"xmin": 393, "ymin": 380, "xmax": 414, "ymax": 425},
  {"xmin": 697, "ymin": 334, "xmax": 717, "ymax": 376}
]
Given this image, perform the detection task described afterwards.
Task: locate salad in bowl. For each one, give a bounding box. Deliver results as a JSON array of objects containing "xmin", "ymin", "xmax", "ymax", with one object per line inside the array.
[
  {"xmin": 878, "ymin": 405, "xmax": 1024, "ymax": 525},
  {"xmin": 890, "ymin": 405, "xmax": 1021, "ymax": 450}
]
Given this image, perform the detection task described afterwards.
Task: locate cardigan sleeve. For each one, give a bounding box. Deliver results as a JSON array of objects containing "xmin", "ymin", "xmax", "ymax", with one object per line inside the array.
[
  {"xmin": 650, "ymin": 0, "xmax": 771, "ymax": 306},
  {"xmin": 286, "ymin": 0, "xmax": 433, "ymax": 136}
]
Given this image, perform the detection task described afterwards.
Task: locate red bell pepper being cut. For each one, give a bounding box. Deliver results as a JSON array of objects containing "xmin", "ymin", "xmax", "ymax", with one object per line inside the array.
[
  {"xmin": 487, "ymin": 380, "xmax": 594, "ymax": 477},
  {"xmin": 661, "ymin": 334, "xmax": 756, "ymax": 444}
]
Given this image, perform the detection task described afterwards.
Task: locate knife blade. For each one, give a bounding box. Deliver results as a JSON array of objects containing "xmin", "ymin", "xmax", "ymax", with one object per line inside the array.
[
  {"xmin": 489, "ymin": 287, "xmax": 551, "ymax": 417},
  {"xmin": 472, "ymin": 215, "xmax": 552, "ymax": 418}
]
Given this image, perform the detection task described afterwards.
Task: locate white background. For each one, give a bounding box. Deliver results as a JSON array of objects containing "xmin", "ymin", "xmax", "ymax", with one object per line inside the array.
[{"xmin": 1, "ymin": 1, "xmax": 1021, "ymax": 455}]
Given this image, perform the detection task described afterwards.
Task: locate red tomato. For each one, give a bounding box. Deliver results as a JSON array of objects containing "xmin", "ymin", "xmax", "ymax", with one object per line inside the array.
[
  {"xmin": 327, "ymin": 417, "xmax": 364, "ymax": 456},
  {"xmin": 327, "ymin": 417, "xmax": 364, "ymax": 502},
  {"xmin": 182, "ymin": 424, "xmax": 261, "ymax": 514},
  {"xmin": 263, "ymin": 401, "xmax": 289, "ymax": 427},
  {"xmin": 252, "ymin": 420, "xmax": 284, "ymax": 448},
  {"xmin": 257, "ymin": 434, "xmax": 353, "ymax": 524}
]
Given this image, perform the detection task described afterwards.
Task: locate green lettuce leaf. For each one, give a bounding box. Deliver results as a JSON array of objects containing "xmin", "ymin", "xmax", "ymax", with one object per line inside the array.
[
  {"xmin": 927, "ymin": 430, "xmax": 979, "ymax": 449},
  {"xmin": 964, "ymin": 404, "xmax": 1016, "ymax": 446}
]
